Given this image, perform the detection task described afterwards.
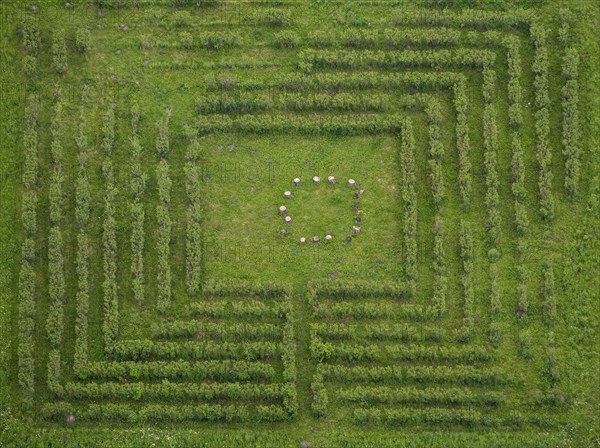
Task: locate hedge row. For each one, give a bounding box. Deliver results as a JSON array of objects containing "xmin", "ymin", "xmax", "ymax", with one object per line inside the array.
[
  {"xmin": 545, "ymin": 332, "xmax": 560, "ymax": 384},
  {"xmin": 197, "ymin": 113, "xmax": 405, "ymax": 135},
  {"xmin": 505, "ymin": 37, "xmax": 523, "ymax": 128},
  {"xmin": 505, "ymin": 34, "xmax": 530, "ymax": 341},
  {"xmin": 190, "ymin": 300, "xmax": 289, "ymax": 319},
  {"xmin": 308, "ymin": 28, "xmax": 461, "ymax": 49},
  {"xmin": 299, "ymin": 48, "xmax": 494, "ymax": 71},
  {"xmin": 352, "ymin": 406, "xmax": 483, "ymax": 426},
  {"xmin": 561, "ymin": 46, "xmax": 580, "ymax": 198},
  {"xmin": 531, "ymin": 23, "xmax": 554, "ymax": 221},
  {"xmin": 204, "ymin": 71, "xmax": 462, "ymax": 93},
  {"xmin": 459, "ymin": 220, "xmax": 475, "ymax": 341},
  {"xmin": 432, "ymin": 218, "xmax": 447, "ymax": 317},
  {"xmin": 306, "ymin": 279, "xmax": 405, "ymax": 308},
  {"xmin": 313, "ymin": 302, "xmax": 438, "ymax": 322},
  {"xmin": 102, "ymin": 107, "xmax": 119, "ymax": 349},
  {"xmin": 322, "ymin": 364, "xmax": 506, "ymax": 386},
  {"xmin": 338, "ymin": 385, "xmax": 503, "ymax": 406},
  {"xmin": 52, "ymin": 28, "xmax": 67, "ymax": 75},
  {"xmin": 74, "ymin": 88, "xmax": 92, "ymax": 374},
  {"xmin": 489, "ymin": 262, "xmax": 502, "ymax": 348},
  {"xmin": 542, "ymin": 261, "xmax": 557, "ymax": 325},
  {"xmin": 22, "ymin": 15, "xmax": 41, "ymax": 54},
  {"xmin": 47, "ymin": 349, "xmax": 63, "ymax": 396},
  {"xmin": 197, "ymin": 91, "xmax": 389, "ymax": 114},
  {"xmin": 152, "ymin": 321, "xmax": 282, "ymax": 340},
  {"xmin": 130, "ymin": 104, "xmax": 146, "ymax": 304},
  {"xmin": 62, "ymin": 381, "xmax": 284, "ymax": 402},
  {"xmin": 310, "ymin": 323, "xmax": 445, "ymax": 343},
  {"xmin": 42, "ymin": 402, "xmax": 276, "ymax": 423},
  {"xmin": 18, "ymin": 94, "xmax": 39, "ymax": 411},
  {"xmin": 425, "ymin": 99, "xmax": 445, "ymax": 207},
  {"xmin": 511, "ymin": 134, "xmax": 530, "ymax": 236},
  {"xmin": 393, "ymin": 8, "xmax": 533, "ymax": 28},
  {"xmin": 109, "ymin": 340, "xmax": 281, "ymax": 362},
  {"xmin": 483, "ymin": 67, "xmax": 501, "ymax": 246},
  {"xmin": 453, "ymin": 79, "xmax": 472, "ymax": 205},
  {"xmin": 311, "ymin": 338, "xmax": 494, "ymax": 363},
  {"xmin": 542, "ymin": 262, "xmax": 560, "ymax": 386},
  {"xmin": 185, "ymin": 138, "xmax": 202, "ymax": 296},
  {"xmin": 281, "ymin": 311, "xmax": 298, "ymax": 417},
  {"xmin": 79, "ymin": 360, "xmax": 276, "ymax": 382},
  {"xmin": 73, "ymin": 231, "xmax": 90, "ymax": 377},
  {"xmin": 311, "ymin": 370, "xmax": 328, "ymax": 417},
  {"xmin": 46, "ymin": 100, "xmax": 66, "ymax": 350},
  {"xmin": 400, "ymin": 120, "xmax": 418, "ymax": 297},
  {"xmin": 156, "ymin": 110, "xmax": 172, "ymax": 313},
  {"xmin": 516, "ymin": 264, "xmax": 529, "ymax": 324}
]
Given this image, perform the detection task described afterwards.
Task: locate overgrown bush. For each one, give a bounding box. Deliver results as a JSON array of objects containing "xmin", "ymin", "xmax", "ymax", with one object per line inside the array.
[
  {"xmin": 75, "ymin": 27, "xmax": 91, "ymax": 53},
  {"xmin": 272, "ymin": 31, "xmax": 300, "ymax": 49},
  {"xmin": 52, "ymin": 29, "xmax": 68, "ymax": 74}
]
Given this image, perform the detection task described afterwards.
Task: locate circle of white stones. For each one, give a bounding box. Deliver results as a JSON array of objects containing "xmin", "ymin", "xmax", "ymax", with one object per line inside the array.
[{"xmin": 277, "ymin": 177, "xmax": 363, "ymax": 243}]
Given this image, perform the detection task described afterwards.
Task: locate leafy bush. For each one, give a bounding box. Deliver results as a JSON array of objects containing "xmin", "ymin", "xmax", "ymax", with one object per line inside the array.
[
  {"xmin": 542, "ymin": 262, "xmax": 557, "ymax": 325},
  {"xmin": 199, "ymin": 32, "xmax": 240, "ymax": 50},
  {"xmin": 75, "ymin": 28, "xmax": 91, "ymax": 53},
  {"xmin": 22, "ymin": 16, "xmax": 41, "ymax": 53},
  {"xmin": 23, "ymin": 55, "xmax": 37, "ymax": 77},
  {"xmin": 311, "ymin": 371, "xmax": 328, "ymax": 417},
  {"xmin": 272, "ymin": 31, "xmax": 300, "ymax": 49},
  {"xmin": 52, "ymin": 29, "xmax": 68, "ymax": 74}
]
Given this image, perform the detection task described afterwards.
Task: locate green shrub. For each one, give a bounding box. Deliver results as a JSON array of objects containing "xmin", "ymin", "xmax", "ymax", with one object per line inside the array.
[
  {"xmin": 272, "ymin": 31, "xmax": 300, "ymax": 48},
  {"xmin": 180, "ymin": 31, "xmax": 194, "ymax": 49},
  {"xmin": 52, "ymin": 29, "xmax": 68, "ymax": 74},
  {"xmin": 75, "ymin": 28, "xmax": 91, "ymax": 53},
  {"xmin": 22, "ymin": 16, "xmax": 41, "ymax": 53},
  {"xmin": 311, "ymin": 371, "xmax": 328, "ymax": 417},
  {"xmin": 23, "ymin": 55, "xmax": 37, "ymax": 77}
]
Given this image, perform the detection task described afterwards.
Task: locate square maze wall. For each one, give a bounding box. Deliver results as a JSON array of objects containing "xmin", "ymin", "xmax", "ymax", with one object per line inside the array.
[{"xmin": 8, "ymin": 1, "xmax": 594, "ymax": 437}]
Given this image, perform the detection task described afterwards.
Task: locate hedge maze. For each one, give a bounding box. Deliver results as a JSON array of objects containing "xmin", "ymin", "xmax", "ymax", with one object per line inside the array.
[{"xmin": 4, "ymin": 1, "xmax": 598, "ymax": 444}]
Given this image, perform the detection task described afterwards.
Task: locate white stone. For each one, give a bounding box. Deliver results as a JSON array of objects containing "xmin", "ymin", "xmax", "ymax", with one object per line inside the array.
[
  {"xmin": 348, "ymin": 179, "xmax": 356, "ymax": 187},
  {"xmin": 279, "ymin": 205, "xmax": 287, "ymax": 214},
  {"xmin": 313, "ymin": 176, "xmax": 321, "ymax": 184},
  {"xmin": 312, "ymin": 235, "xmax": 320, "ymax": 243},
  {"xmin": 353, "ymin": 225, "xmax": 361, "ymax": 234},
  {"xmin": 285, "ymin": 216, "xmax": 292, "ymax": 224},
  {"xmin": 293, "ymin": 178, "xmax": 301, "ymax": 186},
  {"xmin": 299, "ymin": 237, "xmax": 306, "ymax": 243},
  {"xmin": 327, "ymin": 176, "xmax": 336, "ymax": 184},
  {"xmin": 325, "ymin": 234, "xmax": 333, "ymax": 241}
]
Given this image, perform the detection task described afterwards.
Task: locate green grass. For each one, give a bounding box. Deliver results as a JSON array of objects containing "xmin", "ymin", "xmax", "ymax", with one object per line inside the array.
[{"xmin": 1, "ymin": 0, "xmax": 599, "ymax": 447}]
